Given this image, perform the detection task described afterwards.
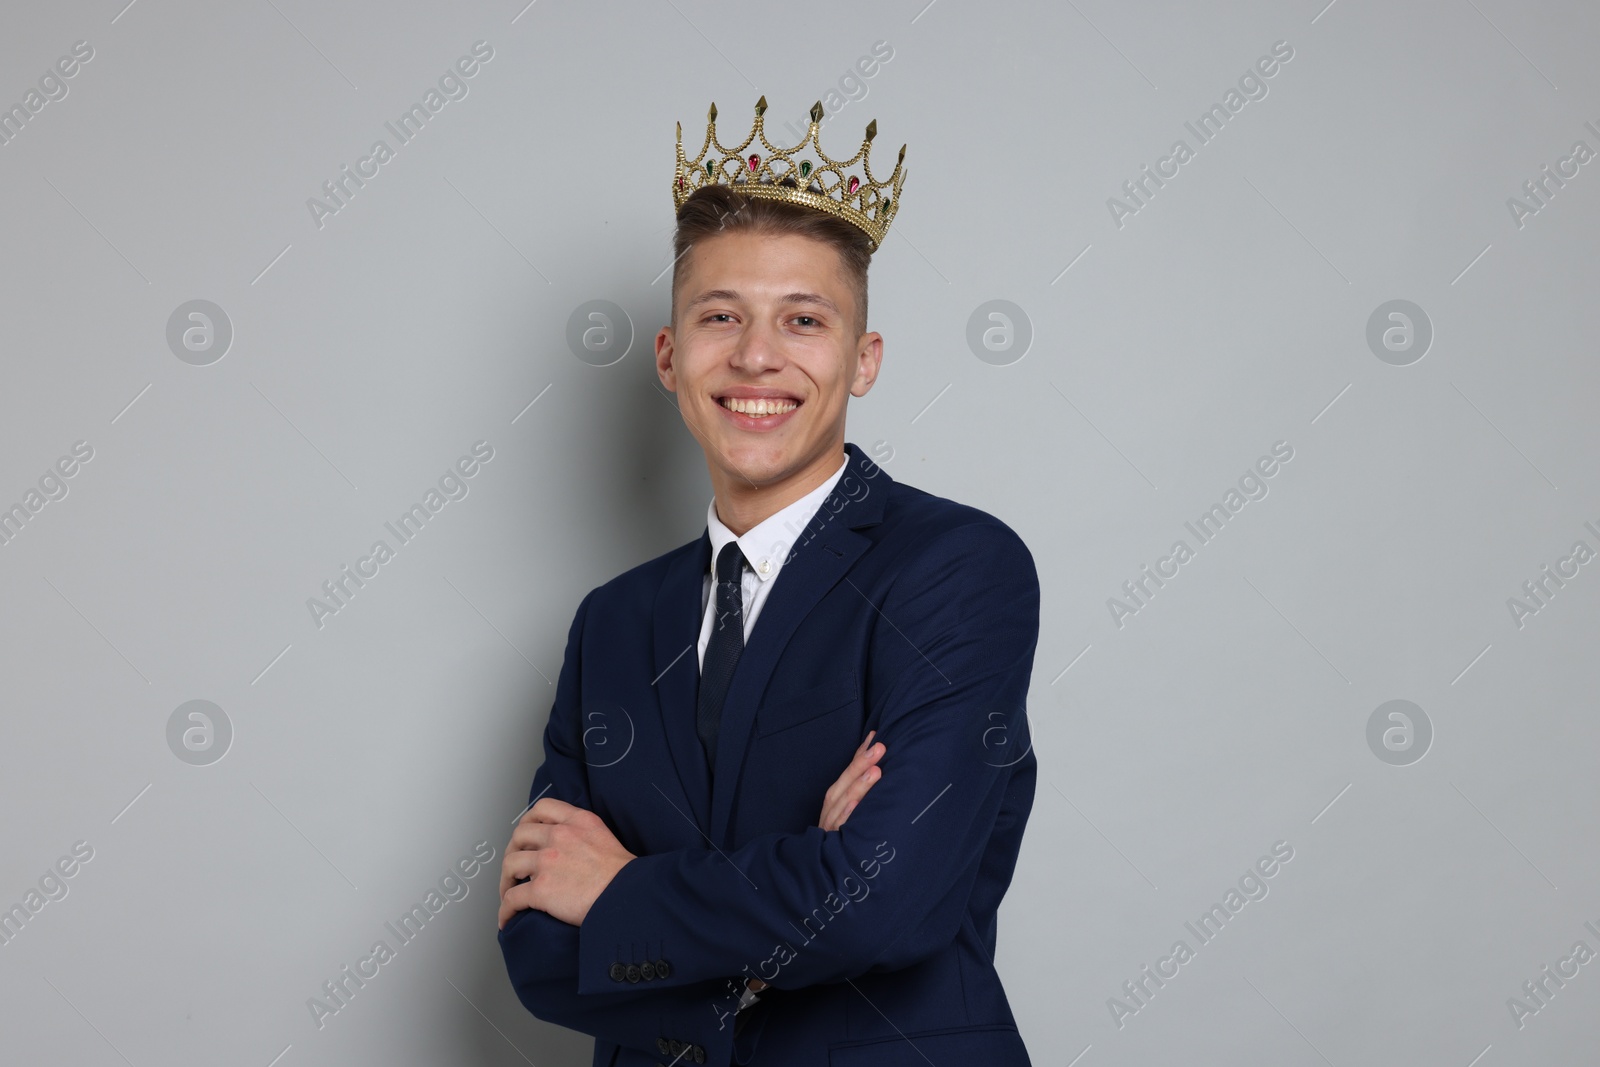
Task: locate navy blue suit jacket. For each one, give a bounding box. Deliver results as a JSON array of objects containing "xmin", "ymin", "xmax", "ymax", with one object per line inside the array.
[{"xmin": 499, "ymin": 441, "xmax": 1040, "ymax": 1066}]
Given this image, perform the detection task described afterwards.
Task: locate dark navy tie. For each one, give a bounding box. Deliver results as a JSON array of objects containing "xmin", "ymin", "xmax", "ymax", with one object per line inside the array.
[{"xmin": 697, "ymin": 541, "xmax": 747, "ymax": 772}]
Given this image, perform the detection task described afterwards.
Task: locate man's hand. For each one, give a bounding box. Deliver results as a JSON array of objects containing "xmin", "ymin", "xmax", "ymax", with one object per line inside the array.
[
  {"xmin": 747, "ymin": 730, "xmax": 887, "ymax": 995},
  {"xmin": 498, "ymin": 797, "xmax": 637, "ymax": 930},
  {"xmin": 818, "ymin": 729, "xmax": 885, "ymax": 832}
]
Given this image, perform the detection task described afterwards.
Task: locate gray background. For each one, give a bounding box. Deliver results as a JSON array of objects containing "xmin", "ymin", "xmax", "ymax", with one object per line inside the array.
[{"xmin": 1, "ymin": 0, "xmax": 1596, "ymax": 1064}]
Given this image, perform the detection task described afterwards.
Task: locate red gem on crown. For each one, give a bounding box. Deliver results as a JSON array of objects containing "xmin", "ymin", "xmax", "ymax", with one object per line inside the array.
[
  {"xmin": 748, "ymin": 154, "xmax": 760, "ymax": 172},
  {"xmin": 847, "ymin": 175, "xmax": 860, "ymax": 194}
]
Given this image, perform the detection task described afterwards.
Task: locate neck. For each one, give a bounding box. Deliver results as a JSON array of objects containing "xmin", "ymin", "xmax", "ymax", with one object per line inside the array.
[{"xmin": 709, "ymin": 444, "xmax": 847, "ymax": 536}]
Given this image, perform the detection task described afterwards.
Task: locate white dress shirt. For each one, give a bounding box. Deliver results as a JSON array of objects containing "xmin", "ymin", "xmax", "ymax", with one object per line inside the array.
[{"xmin": 696, "ymin": 451, "xmax": 850, "ymax": 672}]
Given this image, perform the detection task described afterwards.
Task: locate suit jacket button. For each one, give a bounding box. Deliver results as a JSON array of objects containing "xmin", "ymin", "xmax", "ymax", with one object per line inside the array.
[
  {"xmin": 656, "ymin": 1037, "xmax": 670, "ymax": 1054},
  {"xmin": 668, "ymin": 1038, "xmax": 683, "ymax": 1055},
  {"xmin": 608, "ymin": 963, "xmax": 627, "ymax": 982},
  {"xmin": 626, "ymin": 963, "xmax": 642, "ymax": 983},
  {"xmin": 655, "ymin": 957, "xmax": 671, "ymax": 978},
  {"xmin": 641, "ymin": 960, "xmax": 657, "ymax": 980},
  {"xmin": 692, "ymin": 1045, "xmax": 706, "ymax": 1063}
]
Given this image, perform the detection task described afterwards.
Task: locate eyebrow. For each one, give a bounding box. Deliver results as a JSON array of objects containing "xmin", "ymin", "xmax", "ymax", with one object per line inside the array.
[{"xmin": 684, "ymin": 289, "xmax": 840, "ymax": 314}]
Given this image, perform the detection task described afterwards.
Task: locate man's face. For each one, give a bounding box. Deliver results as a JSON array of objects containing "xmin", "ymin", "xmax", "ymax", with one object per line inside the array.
[{"xmin": 655, "ymin": 229, "xmax": 881, "ymax": 491}]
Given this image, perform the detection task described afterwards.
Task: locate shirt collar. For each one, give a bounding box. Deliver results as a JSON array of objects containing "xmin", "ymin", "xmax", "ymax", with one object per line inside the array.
[{"xmin": 705, "ymin": 451, "xmax": 850, "ymax": 583}]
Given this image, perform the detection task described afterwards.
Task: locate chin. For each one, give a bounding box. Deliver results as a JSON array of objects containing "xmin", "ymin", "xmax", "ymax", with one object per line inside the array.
[
  {"xmin": 722, "ymin": 438, "xmax": 792, "ymax": 465},
  {"xmin": 717, "ymin": 438, "xmax": 799, "ymax": 477}
]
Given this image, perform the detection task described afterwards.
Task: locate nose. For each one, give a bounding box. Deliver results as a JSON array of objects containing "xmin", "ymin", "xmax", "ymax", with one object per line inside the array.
[{"xmin": 729, "ymin": 314, "xmax": 783, "ymax": 373}]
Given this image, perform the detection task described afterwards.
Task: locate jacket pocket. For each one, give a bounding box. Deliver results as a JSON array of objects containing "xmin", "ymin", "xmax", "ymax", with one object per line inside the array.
[{"xmin": 752, "ymin": 669, "xmax": 859, "ymax": 739}]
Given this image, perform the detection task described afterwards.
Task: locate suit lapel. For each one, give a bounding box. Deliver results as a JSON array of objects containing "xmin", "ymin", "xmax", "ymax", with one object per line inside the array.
[
  {"xmin": 706, "ymin": 523, "xmax": 869, "ymax": 844},
  {"xmin": 708, "ymin": 443, "xmax": 891, "ymax": 845},
  {"xmin": 652, "ymin": 528, "xmax": 713, "ymax": 830},
  {"xmin": 652, "ymin": 442, "xmax": 893, "ymax": 844}
]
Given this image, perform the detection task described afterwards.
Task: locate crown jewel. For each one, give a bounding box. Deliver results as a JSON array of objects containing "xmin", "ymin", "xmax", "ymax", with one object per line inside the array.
[{"xmin": 674, "ymin": 95, "xmax": 907, "ymax": 250}]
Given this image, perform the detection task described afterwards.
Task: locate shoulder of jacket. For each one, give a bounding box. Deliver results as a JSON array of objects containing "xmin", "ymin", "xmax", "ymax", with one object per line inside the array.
[
  {"xmin": 880, "ymin": 481, "xmax": 1030, "ymax": 556},
  {"xmin": 580, "ymin": 534, "xmax": 702, "ymax": 614}
]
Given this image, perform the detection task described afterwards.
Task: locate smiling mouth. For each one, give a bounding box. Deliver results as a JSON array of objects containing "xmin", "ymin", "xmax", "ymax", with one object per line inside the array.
[{"xmin": 717, "ymin": 396, "xmax": 801, "ymax": 418}]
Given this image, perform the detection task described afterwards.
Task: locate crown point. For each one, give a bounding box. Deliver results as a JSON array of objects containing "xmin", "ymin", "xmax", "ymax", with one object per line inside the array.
[
  {"xmin": 865, "ymin": 119, "xmax": 877, "ymax": 142},
  {"xmin": 675, "ymin": 121, "xmax": 682, "ymax": 139},
  {"xmin": 809, "ymin": 101, "xmax": 824, "ymax": 124},
  {"xmin": 708, "ymin": 102, "xmax": 718, "ymax": 122},
  {"xmin": 755, "ymin": 95, "xmax": 767, "ymax": 115},
  {"xmin": 898, "ymin": 143, "xmax": 907, "ymax": 164}
]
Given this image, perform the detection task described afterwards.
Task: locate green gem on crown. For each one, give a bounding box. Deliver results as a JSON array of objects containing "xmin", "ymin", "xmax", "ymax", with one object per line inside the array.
[{"xmin": 799, "ymin": 160, "xmax": 812, "ymax": 178}]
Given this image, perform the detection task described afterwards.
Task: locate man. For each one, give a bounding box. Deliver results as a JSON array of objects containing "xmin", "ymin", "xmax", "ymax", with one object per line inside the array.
[{"xmin": 498, "ymin": 97, "xmax": 1040, "ymax": 1066}]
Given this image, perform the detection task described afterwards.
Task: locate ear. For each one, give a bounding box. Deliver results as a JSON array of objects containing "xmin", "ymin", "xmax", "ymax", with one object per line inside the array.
[
  {"xmin": 850, "ymin": 331, "xmax": 883, "ymax": 397},
  {"xmin": 655, "ymin": 325, "xmax": 678, "ymax": 391}
]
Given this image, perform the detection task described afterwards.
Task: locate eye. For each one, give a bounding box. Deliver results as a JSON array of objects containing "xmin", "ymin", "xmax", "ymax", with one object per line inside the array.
[
  {"xmin": 792, "ymin": 315, "xmax": 820, "ymax": 327},
  {"xmin": 704, "ymin": 312, "xmax": 734, "ymax": 323}
]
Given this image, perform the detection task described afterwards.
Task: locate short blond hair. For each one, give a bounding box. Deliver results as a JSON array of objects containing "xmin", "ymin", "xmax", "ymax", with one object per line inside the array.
[{"xmin": 670, "ymin": 183, "xmax": 874, "ymax": 335}]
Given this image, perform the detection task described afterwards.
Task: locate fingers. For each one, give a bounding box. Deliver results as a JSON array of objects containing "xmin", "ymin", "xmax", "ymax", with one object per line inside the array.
[
  {"xmin": 497, "ymin": 839, "xmax": 559, "ymax": 925},
  {"xmin": 830, "ymin": 732, "xmax": 880, "ymax": 800},
  {"xmin": 496, "ymin": 797, "xmax": 591, "ymax": 927},
  {"xmin": 498, "ymin": 856, "xmax": 528, "ymax": 927},
  {"xmin": 498, "ymin": 882, "xmax": 534, "ymax": 929},
  {"xmin": 820, "ymin": 738, "xmax": 880, "ymax": 823},
  {"xmin": 499, "ymin": 841, "xmax": 533, "ymax": 902},
  {"xmin": 818, "ymin": 733, "xmax": 886, "ymax": 832},
  {"xmin": 499, "ymin": 857, "xmax": 515, "ymax": 903},
  {"xmin": 499, "ymin": 822, "xmax": 558, "ymax": 900},
  {"xmin": 523, "ymin": 796, "xmax": 579, "ymax": 824},
  {"xmin": 504, "ymin": 822, "xmax": 552, "ymax": 863},
  {"xmin": 499, "ymin": 828, "xmax": 521, "ymax": 900}
]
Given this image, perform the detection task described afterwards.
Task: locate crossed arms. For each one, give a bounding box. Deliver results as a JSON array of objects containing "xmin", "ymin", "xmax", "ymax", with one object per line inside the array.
[{"xmin": 496, "ymin": 522, "xmax": 1039, "ymax": 1052}]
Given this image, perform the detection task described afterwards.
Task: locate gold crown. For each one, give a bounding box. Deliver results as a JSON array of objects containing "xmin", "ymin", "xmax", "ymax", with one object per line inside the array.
[{"xmin": 674, "ymin": 96, "xmax": 906, "ymax": 250}]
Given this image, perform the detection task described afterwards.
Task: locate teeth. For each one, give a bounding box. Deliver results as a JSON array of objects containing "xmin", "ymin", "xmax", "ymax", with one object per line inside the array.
[{"xmin": 720, "ymin": 397, "xmax": 798, "ymax": 416}]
